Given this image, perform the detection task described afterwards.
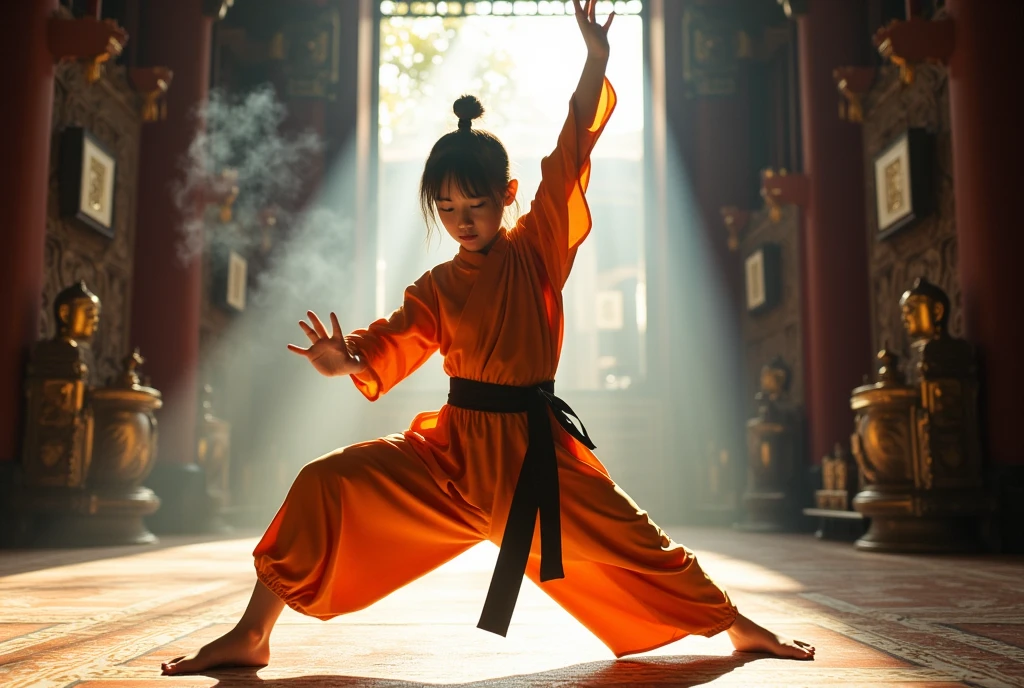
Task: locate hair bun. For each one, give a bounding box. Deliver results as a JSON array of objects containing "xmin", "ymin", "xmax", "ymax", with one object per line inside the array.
[{"xmin": 453, "ymin": 94, "xmax": 484, "ymax": 130}]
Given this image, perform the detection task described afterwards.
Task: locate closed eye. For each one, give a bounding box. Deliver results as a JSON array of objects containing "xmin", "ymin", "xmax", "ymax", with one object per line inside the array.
[{"xmin": 438, "ymin": 203, "xmax": 486, "ymax": 212}]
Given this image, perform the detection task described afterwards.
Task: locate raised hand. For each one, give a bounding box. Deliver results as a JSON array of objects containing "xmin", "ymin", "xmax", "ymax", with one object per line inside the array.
[
  {"xmin": 573, "ymin": 0, "xmax": 614, "ymax": 61},
  {"xmin": 287, "ymin": 310, "xmax": 365, "ymax": 378}
]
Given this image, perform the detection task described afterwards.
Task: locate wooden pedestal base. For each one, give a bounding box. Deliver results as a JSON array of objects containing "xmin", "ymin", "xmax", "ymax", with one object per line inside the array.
[
  {"xmin": 736, "ymin": 491, "xmax": 799, "ymax": 532},
  {"xmin": 852, "ymin": 488, "xmax": 990, "ymax": 553},
  {"xmin": 12, "ymin": 486, "xmax": 161, "ymax": 547}
]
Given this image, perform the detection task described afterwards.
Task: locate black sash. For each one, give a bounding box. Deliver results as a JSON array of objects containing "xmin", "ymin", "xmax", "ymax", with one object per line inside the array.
[{"xmin": 447, "ymin": 377, "xmax": 596, "ymax": 637}]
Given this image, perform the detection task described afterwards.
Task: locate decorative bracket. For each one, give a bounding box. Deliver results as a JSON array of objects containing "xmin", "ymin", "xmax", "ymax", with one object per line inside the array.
[
  {"xmin": 873, "ymin": 18, "xmax": 955, "ymax": 85},
  {"xmin": 720, "ymin": 206, "xmax": 750, "ymax": 252},
  {"xmin": 760, "ymin": 169, "xmax": 810, "ymax": 223},
  {"xmin": 48, "ymin": 16, "xmax": 128, "ymax": 84},
  {"xmin": 129, "ymin": 67, "xmax": 173, "ymax": 122},
  {"xmin": 833, "ymin": 67, "xmax": 876, "ymax": 123}
]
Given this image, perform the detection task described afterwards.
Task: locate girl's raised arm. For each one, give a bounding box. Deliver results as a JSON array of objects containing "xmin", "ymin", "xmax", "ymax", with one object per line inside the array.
[{"xmin": 571, "ymin": 0, "xmax": 614, "ymax": 156}]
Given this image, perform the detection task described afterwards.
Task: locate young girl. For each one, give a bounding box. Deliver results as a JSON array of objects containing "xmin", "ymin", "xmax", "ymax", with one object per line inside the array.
[{"xmin": 162, "ymin": 1, "xmax": 813, "ymax": 675}]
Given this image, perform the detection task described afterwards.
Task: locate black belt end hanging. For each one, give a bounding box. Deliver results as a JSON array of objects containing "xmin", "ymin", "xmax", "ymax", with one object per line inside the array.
[{"xmin": 448, "ymin": 377, "xmax": 594, "ymax": 637}]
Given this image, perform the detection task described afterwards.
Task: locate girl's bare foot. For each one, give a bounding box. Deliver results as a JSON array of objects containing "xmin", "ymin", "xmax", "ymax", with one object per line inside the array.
[
  {"xmin": 161, "ymin": 626, "xmax": 270, "ymax": 675},
  {"xmin": 726, "ymin": 612, "xmax": 815, "ymax": 660}
]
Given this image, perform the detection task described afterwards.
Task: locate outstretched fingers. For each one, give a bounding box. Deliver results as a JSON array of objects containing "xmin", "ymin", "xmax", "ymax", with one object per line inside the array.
[
  {"xmin": 329, "ymin": 311, "xmax": 343, "ymax": 340},
  {"xmin": 286, "ymin": 342, "xmax": 312, "ymax": 357},
  {"xmin": 286, "ymin": 319, "xmax": 319, "ymax": 357},
  {"xmin": 572, "ymin": 0, "xmax": 614, "ymax": 36},
  {"xmin": 298, "ymin": 320, "xmax": 319, "ymax": 343},
  {"xmin": 307, "ymin": 310, "xmax": 329, "ymax": 339}
]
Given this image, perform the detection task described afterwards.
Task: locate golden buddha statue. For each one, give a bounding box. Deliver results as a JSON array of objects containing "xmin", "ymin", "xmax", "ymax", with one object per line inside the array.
[
  {"xmin": 850, "ymin": 278, "xmax": 987, "ymax": 553},
  {"xmin": 901, "ymin": 277, "xmax": 975, "ymax": 385},
  {"xmin": 21, "ymin": 281, "xmax": 102, "ymax": 489},
  {"xmin": 739, "ymin": 357, "xmax": 802, "ymax": 531}
]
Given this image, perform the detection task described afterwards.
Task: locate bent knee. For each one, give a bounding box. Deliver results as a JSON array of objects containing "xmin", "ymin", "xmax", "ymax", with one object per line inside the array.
[{"xmin": 295, "ymin": 437, "xmax": 405, "ymax": 486}]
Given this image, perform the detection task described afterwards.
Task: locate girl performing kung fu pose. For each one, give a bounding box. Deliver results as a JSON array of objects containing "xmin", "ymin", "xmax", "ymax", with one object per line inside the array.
[{"xmin": 163, "ymin": 1, "xmax": 814, "ymax": 675}]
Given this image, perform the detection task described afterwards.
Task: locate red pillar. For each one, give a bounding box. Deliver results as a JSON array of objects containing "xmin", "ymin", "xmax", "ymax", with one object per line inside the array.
[
  {"xmin": 796, "ymin": 0, "xmax": 873, "ymax": 464},
  {"xmin": 946, "ymin": 0, "xmax": 1024, "ymax": 466},
  {"xmin": 131, "ymin": 0, "xmax": 212, "ymax": 469},
  {"xmin": 0, "ymin": 0, "xmax": 59, "ymax": 463}
]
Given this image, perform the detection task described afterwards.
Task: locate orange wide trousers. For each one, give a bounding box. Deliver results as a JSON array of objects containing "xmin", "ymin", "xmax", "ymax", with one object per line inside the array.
[{"xmin": 253, "ymin": 406, "xmax": 738, "ymax": 658}]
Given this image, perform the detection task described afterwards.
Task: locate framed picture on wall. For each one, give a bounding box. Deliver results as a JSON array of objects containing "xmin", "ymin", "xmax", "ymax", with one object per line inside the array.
[
  {"xmin": 59, "ymin": 127, "xmax": 117, "ymax": 239},
  {"xmin": 212, "ymin": 248, "xmax": 248, "ymax": 313},
  {"xmin": 745, "ymin": 243, "xmax": 781, "ymax": 315},
  {"xmin": 873, "ymin": 128, "xmax": 934, "ymax": 240}
]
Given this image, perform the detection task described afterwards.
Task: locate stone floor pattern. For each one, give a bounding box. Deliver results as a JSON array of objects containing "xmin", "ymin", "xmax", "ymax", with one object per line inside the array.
[{"xmin": 1, "ymin": 527, "xmax": 1022, "ymax": 687}]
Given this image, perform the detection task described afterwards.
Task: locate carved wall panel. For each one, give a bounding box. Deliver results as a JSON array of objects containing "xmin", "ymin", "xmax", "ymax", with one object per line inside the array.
[
  {"xmin": 862, "ymin": 63, "xmax": 959, "ymax": 381},
  {"xmin": 42, "ymin": 64, "xmax": 142, "ymax": 386},
  {"xmin": 739, "ymin": 205, "xmax": 804, "ymax": 412}
]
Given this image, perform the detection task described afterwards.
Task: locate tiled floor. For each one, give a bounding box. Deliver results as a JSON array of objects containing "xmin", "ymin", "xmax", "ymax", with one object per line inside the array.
[{"xmin": 0, "ymin": 527, "xmax": 1022, "ymax": 687}]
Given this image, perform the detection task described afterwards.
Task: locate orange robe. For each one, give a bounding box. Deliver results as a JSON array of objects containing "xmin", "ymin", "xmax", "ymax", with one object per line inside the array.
[{"xmin": 253, "ymin": 79, "xmax": 737, "ymax": 658}]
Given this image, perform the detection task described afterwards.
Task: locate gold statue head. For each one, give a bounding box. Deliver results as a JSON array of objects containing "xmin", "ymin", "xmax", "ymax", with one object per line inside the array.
[
  {"xmin": 54, "ymin": 281, "xmax": 101, "ymax": 342},
  {"xmin": 758, "ymin": 356, "xmax": 790, "ymax": 400},
  {"xmin": 899, "ymin": 277, "xmax": 949, "ymax": 340}
]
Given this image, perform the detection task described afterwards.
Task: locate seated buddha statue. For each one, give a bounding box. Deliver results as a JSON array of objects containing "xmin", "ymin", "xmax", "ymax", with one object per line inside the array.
[
  {"xmin": 22, "ymin": 281, "xmax": 102, "ymax": 489},
  {"xmin": 29, "ymin": 280, "xmax": 102, "ymax": 380},
  {"xmin": 900, "ymin": 277, "xmax": 972, "ymax": 384},
  {"xmin": 899, "ymin": 277, "xmax": 980, "ymax": 490},
  {"xmin": 741, "ymin": 357, "xmax": 801, "ymax": 530}
]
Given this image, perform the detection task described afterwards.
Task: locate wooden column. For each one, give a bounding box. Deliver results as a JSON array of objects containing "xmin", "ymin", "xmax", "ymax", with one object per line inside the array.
[
  {"xmin": 796, "ymin": 0, "xmax": 873, "ymax": 465},
  {"xmin": 131, "ymin": 0, "xmax": 212, "ymax": 531},
  {"xmin": 0, "ymin": 0, "xmax": 60, "ymax": 464},
  {"xmin": 946, "ymin": 0, "xmax": 1024, "ymax": 467}
]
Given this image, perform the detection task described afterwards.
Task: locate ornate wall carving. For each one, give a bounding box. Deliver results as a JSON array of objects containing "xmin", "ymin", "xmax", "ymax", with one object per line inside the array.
[
  {"xmin": 42, "ymin": 63, "xmax": 142, "ymax": 386},
  {"xmin": 862, "ymin": 62, "xmax": 959, "ymax": 380},
  {"xmin": 740, "ymin": 205, "xmax": 804, "ymax": 412}
]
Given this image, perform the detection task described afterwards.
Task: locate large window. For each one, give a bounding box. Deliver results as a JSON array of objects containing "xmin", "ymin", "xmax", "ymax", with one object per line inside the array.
[{"xmin": 377, "ymin": 1, "xmax": 645, "ymax": 391}]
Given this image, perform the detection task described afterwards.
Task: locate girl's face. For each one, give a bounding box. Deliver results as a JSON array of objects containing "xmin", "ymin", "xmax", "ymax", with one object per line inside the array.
[{"xmin": 437, "ymin": 178, "xmax": 518, "ymax": 253}]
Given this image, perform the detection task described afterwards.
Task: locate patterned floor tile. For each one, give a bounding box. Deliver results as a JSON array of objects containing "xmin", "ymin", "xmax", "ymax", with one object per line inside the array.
[{"xmin": 3, "ymin": 528, "xmax": 1022, "ymax": 687}]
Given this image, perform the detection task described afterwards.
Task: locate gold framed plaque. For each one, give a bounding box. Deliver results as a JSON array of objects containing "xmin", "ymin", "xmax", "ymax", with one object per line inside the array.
[
  {"xmin": 873, "ymin": 129, "xmax": 934, "ymax": 240},
  {"xmin": 745, "ymin": 243, "xmax": 781, "ymax": 314},
  {"xmin": 59, "ymin": 127, "xmax": 117, "ymax": 239},
  {"xmin": 212, "ymin": 248, "xmax": 248, "ymax": 313}
]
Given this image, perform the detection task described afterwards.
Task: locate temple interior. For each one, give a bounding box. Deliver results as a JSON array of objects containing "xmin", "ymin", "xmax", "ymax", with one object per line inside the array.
[{"xmin": 1, "ymin": 0, "xmax": 1022, "ymax": 686}]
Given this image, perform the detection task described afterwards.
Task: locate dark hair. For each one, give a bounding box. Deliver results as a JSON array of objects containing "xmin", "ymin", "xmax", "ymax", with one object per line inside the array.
[{"xmin": 419, "ymin": 94, "xmax": 517, "ymax": 238}]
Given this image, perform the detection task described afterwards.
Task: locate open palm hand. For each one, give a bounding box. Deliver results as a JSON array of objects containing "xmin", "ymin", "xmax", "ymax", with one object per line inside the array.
[
  {"xmin": 573, "ymin": 0, "xmax": 614, "ymax": 60},
  {"xmin": 287, "ymin": 310, "xmax": 363, "ymax": 378}
]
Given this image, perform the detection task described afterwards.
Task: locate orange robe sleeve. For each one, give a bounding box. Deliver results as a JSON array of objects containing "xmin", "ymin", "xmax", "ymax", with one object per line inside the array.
[
  {"xmin": 517, "ymin": 77, "xmax": 617, "ymax": 287},
  {"xmin": 344, "ymin": 270, "xmax": 440, "ymax": 401}
]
